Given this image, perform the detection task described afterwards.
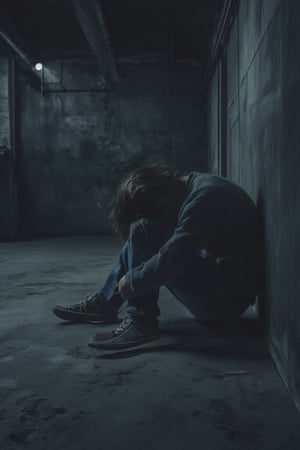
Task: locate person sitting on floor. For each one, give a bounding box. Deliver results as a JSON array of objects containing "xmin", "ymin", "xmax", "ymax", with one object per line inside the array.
[{"xmin": 52, "ymin": 165, "xmax": 262, "ymax": 350}]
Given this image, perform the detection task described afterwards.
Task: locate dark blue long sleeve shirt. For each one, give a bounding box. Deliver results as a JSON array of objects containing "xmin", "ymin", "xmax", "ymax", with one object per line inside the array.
[{"xmin": 125, "ymin": 172, "xmax": 260, "ymax": 299}]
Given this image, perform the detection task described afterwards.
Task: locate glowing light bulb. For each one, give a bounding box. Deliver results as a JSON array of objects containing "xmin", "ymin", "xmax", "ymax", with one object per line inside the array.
[{"xmin": 34, "ymin": 63, "xmax": 43, "ymax": 71}]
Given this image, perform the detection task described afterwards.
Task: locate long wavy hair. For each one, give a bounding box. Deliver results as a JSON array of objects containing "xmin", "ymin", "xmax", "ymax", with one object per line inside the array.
[{"xmin": 110, "ymin": 165, "xmax": 182, "ymax": 240}]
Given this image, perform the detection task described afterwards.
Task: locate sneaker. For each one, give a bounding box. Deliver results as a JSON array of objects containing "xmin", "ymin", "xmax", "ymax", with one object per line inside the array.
[
  {"xmin": 52, "ymin": 294, "xmax": 121, "ymax": 324},
  {"xmin": 88, "ymin": 316, "xmax": 160, "ymax": 349}
]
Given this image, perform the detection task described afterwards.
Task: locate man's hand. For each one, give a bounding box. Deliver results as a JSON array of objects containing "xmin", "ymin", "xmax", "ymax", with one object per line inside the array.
[{"xmin": 118, "ymin": 275, "xmax": 133, "ymax": 300}]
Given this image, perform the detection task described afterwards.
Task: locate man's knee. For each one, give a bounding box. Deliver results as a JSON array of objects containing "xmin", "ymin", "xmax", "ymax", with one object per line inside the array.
[
  {"xmin": 129, "ymin": 218, "xmax": 159, "ymax": 239},
  {"xmin": 129, "ymin": 218, "xmax": 172, "ymax": 247}
]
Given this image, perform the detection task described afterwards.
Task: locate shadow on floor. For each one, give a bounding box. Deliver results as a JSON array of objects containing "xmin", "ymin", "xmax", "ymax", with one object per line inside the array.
[{"xmin": 91, "ymin": 317, "xmax": 268, "ymax": 360}]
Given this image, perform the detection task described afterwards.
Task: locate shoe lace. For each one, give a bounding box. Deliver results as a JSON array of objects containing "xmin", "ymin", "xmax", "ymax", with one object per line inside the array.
[
  {"xmin": 112, "ymin": 316, "xmax": 132, "ymax": 336},
  {"xmin": 68, "ymin": 295, "xmax": 94, "ymax": 312}
]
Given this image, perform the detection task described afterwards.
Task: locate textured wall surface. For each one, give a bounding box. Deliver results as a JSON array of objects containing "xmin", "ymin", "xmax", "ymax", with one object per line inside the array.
[
  {"xmin": 0, "ymin": 56, "xmax": 17, "ymax": 239},
  {"xmin": 16, "ymin": 62, "xmax": 207, "ymax": 237},
  {"xmin": 0, "ymin": 56, "xmax": 10, "ymax": 149},
  {"xmin": 0, "ymin": 56, "xmax": 10, "ymax": 238},
  {"xmin": 207, "ymin": 0, "xmax": 300, "ymax": 407}
]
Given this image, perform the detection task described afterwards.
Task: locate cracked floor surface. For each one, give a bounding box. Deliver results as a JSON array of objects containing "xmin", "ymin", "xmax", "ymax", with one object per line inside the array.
[{"xmin": 1, "ymin": 236, "xmax": 299, "ymax": 450}]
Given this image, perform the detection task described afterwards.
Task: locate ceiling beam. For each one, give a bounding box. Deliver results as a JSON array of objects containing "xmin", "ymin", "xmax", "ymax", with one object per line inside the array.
[
  {"xmin": 0, "ymin": 7, "xmax": 35, "ymax": 66},
  {"xmin": 0, "ymin": 6, "xmax": 42, "ymax": 82},
  {"xmin": 71, "ymin": 0, "xmax": 118, "ymax": 88}
]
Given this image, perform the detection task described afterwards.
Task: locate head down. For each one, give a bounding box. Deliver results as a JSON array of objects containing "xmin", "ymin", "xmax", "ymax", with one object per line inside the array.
[{"xmin": 110, "ymin": 165, "xmax": 187, "ymax": 240}]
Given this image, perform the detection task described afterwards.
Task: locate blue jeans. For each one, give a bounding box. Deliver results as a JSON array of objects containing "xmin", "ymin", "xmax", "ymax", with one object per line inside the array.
[{"xmin": 96, "ymin": 219, "xmax": 253, "ymax": 322}]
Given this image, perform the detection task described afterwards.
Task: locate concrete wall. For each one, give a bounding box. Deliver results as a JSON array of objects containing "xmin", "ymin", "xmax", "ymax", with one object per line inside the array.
[
  {"xmin": 16, "ymin": 61, "xmax": 207, "ymax": 237},
  {"xmin": 0, "ymin": 56, "xmax": 10, "ymax": 149},
  {"xmin": 207, "ymin": 0, "xmax": 300, "ymax": 407},
  {"xmin": 0, "ymin": 55, "xmax": 17, "ymax": 240}
]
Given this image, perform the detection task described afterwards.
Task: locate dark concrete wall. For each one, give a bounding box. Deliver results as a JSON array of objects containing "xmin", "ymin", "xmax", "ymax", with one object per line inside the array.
[
  {"xmin": 0, "ymin": 55, "xmax": 17, "ymax": 240},
  {"xmin": 207, "ymin": 0, "xmax": 300, "ymax": 408},
  {"xmin": 0, "ymin": 56, "xmax": 10, "ymax": 149},
  {"xmin": 16, "ymin": 62, "xmax": 207, "ymax": 237}
]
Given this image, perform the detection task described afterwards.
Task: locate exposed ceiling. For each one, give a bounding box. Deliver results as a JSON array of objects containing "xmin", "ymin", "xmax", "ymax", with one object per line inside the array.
[
  {"xmin": 0, "ymin": 0, "xmax": 91, "ymax": 57},
  {"xmin": 101, "ymin": 0, "xmax": 221, "ymax": 66},
  {"xmin": 0, "ymin": 0, "xmax": 222, "ymax": 84}
]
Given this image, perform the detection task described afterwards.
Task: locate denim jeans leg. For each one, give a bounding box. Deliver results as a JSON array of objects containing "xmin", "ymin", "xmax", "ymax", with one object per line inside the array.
[
  {"xmin": 166, "ymin": 253, "xmax": 252, "ymax": 322},
  {"xmin": 165, "ymin": 254, "xmax": 224, "ymax": 321},
  {"xmin": 95, "ymin": 242, "xmax": 129, "ymax": 311},
  {"xmin": 97, "ymin": 218, "xmax": 172, "ymax": 319},
  {"xmin": 126, "ymin": 218, "xmax": 173, "ymax": 319}
]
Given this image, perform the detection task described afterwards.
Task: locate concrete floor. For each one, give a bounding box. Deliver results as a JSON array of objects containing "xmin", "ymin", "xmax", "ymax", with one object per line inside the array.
[{"xmin": 1, "ymin": 236, "xmax": 300, "ymax": 450}]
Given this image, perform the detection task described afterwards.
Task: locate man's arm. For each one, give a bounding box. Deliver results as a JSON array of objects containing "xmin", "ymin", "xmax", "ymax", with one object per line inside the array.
[{"xmin": 119, "ymin": 213, "xmax": 213, "ymax": 300}]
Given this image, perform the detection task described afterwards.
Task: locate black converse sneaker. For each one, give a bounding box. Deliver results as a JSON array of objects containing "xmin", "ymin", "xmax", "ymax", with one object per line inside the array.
[
  {"xmin": 88, "ymin": 316, "xmax": 160, "ymax": 349},
  {"xmin": 52, "ymin": 294, "xmax": 121, "ymax": 324}
]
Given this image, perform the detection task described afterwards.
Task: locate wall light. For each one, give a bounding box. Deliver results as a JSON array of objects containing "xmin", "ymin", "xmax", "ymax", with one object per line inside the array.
[{"xmin": 34, "ymin": 62, "xmax": 43, "ymax": 71}]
